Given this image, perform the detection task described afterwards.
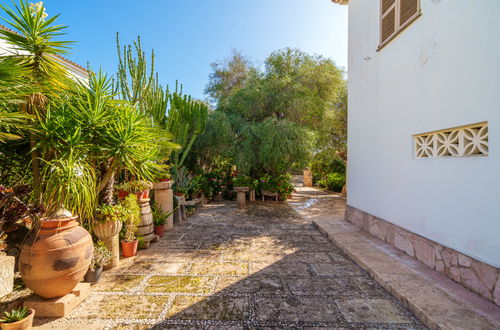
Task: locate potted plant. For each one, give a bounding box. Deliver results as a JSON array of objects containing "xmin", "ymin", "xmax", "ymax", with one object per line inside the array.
[
  {"xmin": 120, "ymin": 194, "xmax": 141, "ymax": 257},
  {"xmin": 152, "ymin": 203, "xmax": 168, "ymax": 237},
  {"xmin": 84, "ymin": 241, "xmax": 111, "ymax": 283},
  {"xmin": 18, "ymin": 158, "xmax": 94, "ymax": 299},
  {"xmin": 93, "ymin": 204, "xmax": 127, "ymax": 241},
  {"xmin": 0, "ymin": 306, "xmax": 35, "ymax": 330},
  {"xmin": 172, "ymin": 167, "xmax": 193, "ymax": 197}
]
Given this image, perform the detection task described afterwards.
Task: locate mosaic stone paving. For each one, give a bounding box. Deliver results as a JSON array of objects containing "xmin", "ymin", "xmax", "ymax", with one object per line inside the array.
[{"xmin": 36, "ymin": 193, "xmax": 426, "ymax": 329}]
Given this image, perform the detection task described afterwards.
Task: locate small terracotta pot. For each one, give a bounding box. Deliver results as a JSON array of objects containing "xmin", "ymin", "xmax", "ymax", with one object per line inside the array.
[
  {"xmin": 121, "ymin": 240, "xmax": 138, "ymax": 257},
  {"xmin": 175, "ymin": 192, "xmax": 184, "ymax": 197},
  {"xmin": 154, "ymin": 225, "xmax": 165, "ymax": 237},
  {"xmin": 117, "ymin": 190, "xmax": 129, "ymax": 200},
  {"xmin": 0, "ymin": 308, "xmax": 35, "ymax": 330}
]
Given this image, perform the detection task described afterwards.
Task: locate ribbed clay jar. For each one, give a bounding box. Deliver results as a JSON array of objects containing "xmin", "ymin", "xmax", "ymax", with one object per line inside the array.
[{"xmin": 18, "ymin": 216, "xmax": 93, "ymax": 299}]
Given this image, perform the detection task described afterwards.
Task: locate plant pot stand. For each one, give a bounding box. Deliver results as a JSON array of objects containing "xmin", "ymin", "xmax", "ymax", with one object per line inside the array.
[
  {"xmin": 174, "ymin": 195, "xmax": 187, "ymax": 223},
  {"xmin": 249, "ymin": 189, "xmax": 256, "ymax": 202},
  {"xmin": 102, "ymin": 234, "xmax": 120, "ymax": 270},
  {"xmin": 24, "ymin": 283, "xmax": 91, "ymax": 317},
  {"xmin": 234, "ymin": 187, "xmax": 250, "ymax": 207},
  {"xmin": 153, "ymin": 181, "xmax": 174, "ymax": 231},
  {"xmin": 261, "ymin": 190, "xmax": 279, "ymax": 202}
]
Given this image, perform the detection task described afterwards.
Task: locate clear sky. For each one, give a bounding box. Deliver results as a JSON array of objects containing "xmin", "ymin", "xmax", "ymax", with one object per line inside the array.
[{"xmin": 0, "ymin": 0, "xmax": 348, "ymax": 100}]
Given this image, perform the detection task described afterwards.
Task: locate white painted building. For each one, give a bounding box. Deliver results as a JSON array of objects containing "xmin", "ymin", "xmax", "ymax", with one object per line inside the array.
[{"xmin": 333, "ymin": 0, "xmax": 500, "ymax": 304}]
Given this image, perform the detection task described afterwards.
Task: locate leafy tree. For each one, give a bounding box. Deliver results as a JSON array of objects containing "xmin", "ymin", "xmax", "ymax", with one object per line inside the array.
[{"xmin": 194, "ymin": 48, "xmax": 346, "ymax": 177}]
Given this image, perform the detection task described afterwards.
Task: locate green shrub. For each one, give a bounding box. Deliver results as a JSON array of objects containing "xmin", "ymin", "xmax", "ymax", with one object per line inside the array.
[{"xmin": 324, "ymin": 173, "xmax": 346, "ymax": 192}]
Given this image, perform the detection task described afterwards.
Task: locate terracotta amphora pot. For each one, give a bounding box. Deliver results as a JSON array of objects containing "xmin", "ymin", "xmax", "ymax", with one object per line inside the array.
[
  {"xmin": 93, "ymin": 219, "xmax": 122, "ymax": 241},
  {"xmin": 18, "ymin": 216, "xmax": 93, "ymax": 299},
  {"xmin": 0, "ymin": 308, "xmax": 35, "ymax": 330},
  {"xmin": 121, "ymin": 240, "xmax": 138, "ymax": 257}
]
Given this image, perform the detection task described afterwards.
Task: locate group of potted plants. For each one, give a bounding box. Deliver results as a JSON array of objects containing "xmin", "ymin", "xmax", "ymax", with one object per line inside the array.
[{"xmin": 116, "ymin": 180, "xmax": 154, "ymax": 200}]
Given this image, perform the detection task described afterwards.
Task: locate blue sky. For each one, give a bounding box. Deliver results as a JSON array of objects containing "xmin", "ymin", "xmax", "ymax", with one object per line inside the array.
[{"xmin": 0, "ymin": 0, "xmax": 348, "ymax": 100}]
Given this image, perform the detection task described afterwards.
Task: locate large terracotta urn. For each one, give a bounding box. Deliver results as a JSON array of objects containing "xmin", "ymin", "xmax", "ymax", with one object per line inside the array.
[{"xmin": 18, "ymin": 215, "xmax": 93, "ymax": 299}]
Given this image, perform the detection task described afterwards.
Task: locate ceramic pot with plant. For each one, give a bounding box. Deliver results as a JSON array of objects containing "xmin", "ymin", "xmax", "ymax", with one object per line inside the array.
[
  {"xmin": 19, "ymin": 209, "xmax": 93, "ymax": 299},
  {"xmin": 93, "ymin": 204, "xmax": 126, "ymax": 240},
  {"xmin": 152, "ymin": 202, "xmax": 175, "ymax": 237},
  {"xmin": 84, "ymin": 241, "xmax": 112, "ymax": 283},
  {"xmin": 120, "ymin": 194, "xmax": 141, "ymax": 257},
  {"xmin": 1, "ymin": 306, "xmax": 35, "ymax": 330}
]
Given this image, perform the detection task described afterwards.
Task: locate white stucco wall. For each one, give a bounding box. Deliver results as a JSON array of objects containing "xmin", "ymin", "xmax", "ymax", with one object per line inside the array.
[{"xmin": 347, "ymin": 0, "xmax": 500, "ymax": 267}]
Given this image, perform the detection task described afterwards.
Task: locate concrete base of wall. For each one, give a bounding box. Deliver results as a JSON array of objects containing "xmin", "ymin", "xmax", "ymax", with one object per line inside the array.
[{"xmin": 345, "ymin": 205, "xmax": 500, "ymax": 306}]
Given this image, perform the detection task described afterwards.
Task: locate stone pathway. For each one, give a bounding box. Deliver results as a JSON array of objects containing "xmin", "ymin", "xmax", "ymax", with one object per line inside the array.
[{"xmin": 36, "ymin": 190, "xmax": 425, "ymax": 329}]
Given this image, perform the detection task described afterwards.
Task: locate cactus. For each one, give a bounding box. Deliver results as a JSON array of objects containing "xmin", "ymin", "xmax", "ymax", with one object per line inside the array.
[{"xmin": 115, "ymin": 34, "xmax": 208, "ymax": 169}]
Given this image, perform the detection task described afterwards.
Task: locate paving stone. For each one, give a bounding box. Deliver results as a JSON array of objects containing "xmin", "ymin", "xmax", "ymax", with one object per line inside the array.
[
  {"xmin": 254, "ymin": 297, "xmax": 342, "ymax": 323},
  {"xmin": 336, "ymin": 298, "xmax": 414, "ymax": 324},
  {"xmin": 167, "ymin": 295, "xmax": 249, "ymax": 321},
  {"xmin": 146, "ymin": 276, "xmax": 213, "ymax": 293},
  {"xmin": 215, "ymin": 276, "xmax": 285, "ymax": 295},
  {"xmin": 189, "ymin": 262, "xmax": 249, "ymax": 276},
  {"xmin": 73, "ymin": 294, "xmax": 168, "ymax": 319},
  {"xmin": 250, "ymin": 261, "xmax": 311, "ymax": 277},
  {"xmin": 310, "ymin": 262, "xmax": 365, "ymax": 276},
  {"xmin": 285, "ymin": 277, "xmax": 358, "ymax": 296},
  {"xmin": 93, "ymin": 275, "xmax": 144, "ymax": 292},
  {"xmin": 122, "ymin": 260, "xmax": 189, "ymax": 274}
]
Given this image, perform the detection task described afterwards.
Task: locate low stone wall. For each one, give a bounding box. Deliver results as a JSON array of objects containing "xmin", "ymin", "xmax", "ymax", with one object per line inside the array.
[{"xmin": 345, "ymin": 205, "xmax": 500, "ymax": 306}]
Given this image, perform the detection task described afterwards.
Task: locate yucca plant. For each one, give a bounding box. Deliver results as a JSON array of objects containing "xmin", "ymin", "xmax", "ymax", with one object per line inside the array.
[
  {"xmin": 40, "ymin": 154, "xmax": 96, "ymax": 221},
  {"xmin": 1, "ymin": 306, "xmax": 31, "ymax": 323},
  {"xmin": 0, "ymin": 0, "xmax": 74, "ymax": 201}
]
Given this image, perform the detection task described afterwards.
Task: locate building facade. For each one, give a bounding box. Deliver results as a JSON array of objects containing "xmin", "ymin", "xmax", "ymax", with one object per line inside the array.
[{"xmin": 335, "ymin": 0, "xmax": 500, "ymax": 305}]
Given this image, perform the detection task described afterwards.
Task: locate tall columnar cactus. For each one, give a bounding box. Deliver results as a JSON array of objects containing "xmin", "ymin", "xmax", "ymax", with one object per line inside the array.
[
  {"xmin": 116, "ymin": 32, "xmax": 155, "ymax": 108},
  {"xmin": 115, "ymin": 34, "xmax": 207, "ymax": 169},
  {"xmin": 165, "ymin": 91, "xmax": 208, "ymax": 168}
]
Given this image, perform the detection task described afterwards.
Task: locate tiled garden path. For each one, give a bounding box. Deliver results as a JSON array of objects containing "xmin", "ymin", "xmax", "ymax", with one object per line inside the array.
[{"xmin": 36, "ymin": 191, "xmax": 426, "ymax": 329}]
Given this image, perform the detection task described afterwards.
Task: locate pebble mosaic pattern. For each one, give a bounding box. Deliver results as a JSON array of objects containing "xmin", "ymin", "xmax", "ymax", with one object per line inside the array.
[{"xmin": 35, "ymin": 191, "xmax": 426, "ymax": 329}]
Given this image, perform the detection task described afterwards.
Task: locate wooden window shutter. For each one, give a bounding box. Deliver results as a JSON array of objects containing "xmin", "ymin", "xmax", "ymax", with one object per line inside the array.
[
  {"xmin": 382, "ymin": 0, "xmax": 396, "ymax": 14},
  {"xmin": 381, "ymin": 7, "xmax": 396, "ymax": 43},
  {"xmin": 400, "ymin": 0, "xmax": 419, "ymax": 26}
]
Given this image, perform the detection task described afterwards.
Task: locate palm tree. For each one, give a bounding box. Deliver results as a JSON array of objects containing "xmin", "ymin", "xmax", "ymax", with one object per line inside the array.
[{"xmin": 0, "ymin": 0, "xmax": 73, "ymax": 201}]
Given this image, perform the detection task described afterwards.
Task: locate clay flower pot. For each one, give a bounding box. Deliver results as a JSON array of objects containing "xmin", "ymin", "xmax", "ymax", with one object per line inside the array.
[
  {"xmin": 0, "ymin": 308, "xmax": 35, "ymax": 330},
  {"xmin": 154, "ymin": 225, "xmax": 165, "ymax": 237},
  {"xmin": 18, "ymin": 216, "xmax": 93, "ymax": 299},
  {"xmin": 93, "ymin": 219, "xmax": 123, "ymax": 240},
  {"xmin": 121, "ymin": 240, "xmax": 138, "ymax": 257}
]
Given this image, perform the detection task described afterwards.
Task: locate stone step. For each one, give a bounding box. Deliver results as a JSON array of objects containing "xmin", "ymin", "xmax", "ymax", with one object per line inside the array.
[{"xmin": 313, "ymin": 216, "xmax": 500, "ymax": 330}]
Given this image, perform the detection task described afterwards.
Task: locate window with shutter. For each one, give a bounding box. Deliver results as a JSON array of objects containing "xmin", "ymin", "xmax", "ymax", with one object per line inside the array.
[{"xmin": 379, "ymin": 0, "xmax": 421, "ymax": 50}]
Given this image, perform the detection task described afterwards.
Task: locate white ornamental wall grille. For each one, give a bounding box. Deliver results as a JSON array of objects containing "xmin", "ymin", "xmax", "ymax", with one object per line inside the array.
[{"xmin": 415, "ymin": 122, "xmax": 488, "ymax": 158}]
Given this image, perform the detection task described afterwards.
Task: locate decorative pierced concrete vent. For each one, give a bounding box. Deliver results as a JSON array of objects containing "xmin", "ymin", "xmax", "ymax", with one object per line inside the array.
[{"xmin": 415, "ymin": 122, "xmax": 488, "ymax": 158}]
